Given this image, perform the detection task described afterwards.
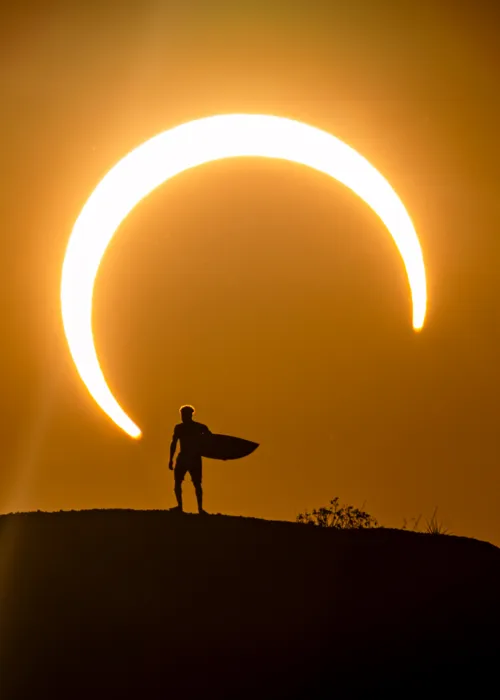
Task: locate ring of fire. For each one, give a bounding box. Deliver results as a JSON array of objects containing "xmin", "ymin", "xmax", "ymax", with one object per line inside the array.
[{"xmin": 61, "ymin": 114, "xmax": 427, "ymax": 439}]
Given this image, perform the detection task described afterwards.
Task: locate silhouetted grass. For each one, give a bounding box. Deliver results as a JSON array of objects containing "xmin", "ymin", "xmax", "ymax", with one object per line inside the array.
[
  {"xmin": 402, "ymin": 514, "xmax": 422, "ymax": 531},
  {"xmin": 424, "ymin": 507, "xmax": 450, "ymax": 535}
]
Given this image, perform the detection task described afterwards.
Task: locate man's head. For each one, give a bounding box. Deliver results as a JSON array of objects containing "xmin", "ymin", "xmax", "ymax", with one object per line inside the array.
[{"xmin": 179, "ymin": 405, "xmax": 195, "ymax": 423}]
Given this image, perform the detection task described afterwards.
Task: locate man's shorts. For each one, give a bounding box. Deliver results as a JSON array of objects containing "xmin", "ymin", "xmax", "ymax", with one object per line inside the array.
[{"xmin": 174, "ymin": 454, "xmax": 202, "ymax": 487}]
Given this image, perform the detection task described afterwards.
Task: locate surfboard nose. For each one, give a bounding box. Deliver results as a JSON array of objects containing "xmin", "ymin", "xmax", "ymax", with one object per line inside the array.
[{"xmin": 200, "ymin": 434, "xmax": 259, "ymax": 461}]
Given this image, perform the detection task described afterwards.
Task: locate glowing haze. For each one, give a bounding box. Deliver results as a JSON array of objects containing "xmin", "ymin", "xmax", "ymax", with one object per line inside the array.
[{"xmin": 60, "ymin": 114, "xmax": 427, "ymax": 439}]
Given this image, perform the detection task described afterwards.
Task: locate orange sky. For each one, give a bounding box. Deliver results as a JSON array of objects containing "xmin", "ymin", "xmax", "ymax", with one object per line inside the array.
[{"xmin": 1, "ymin": 1, "xmax": 499, "ymax": 543}]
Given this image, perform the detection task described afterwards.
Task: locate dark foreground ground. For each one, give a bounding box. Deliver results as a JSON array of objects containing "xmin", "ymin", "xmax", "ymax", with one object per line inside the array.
[{"xmin": 0, "ymin": 510, "xmax": 499, "ymax": 698}]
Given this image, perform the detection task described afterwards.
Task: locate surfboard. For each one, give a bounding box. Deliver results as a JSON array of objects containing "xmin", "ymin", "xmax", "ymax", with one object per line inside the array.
[{"xmin": 200, "ymin": 434, "xmax": 259, "ymax": 461}]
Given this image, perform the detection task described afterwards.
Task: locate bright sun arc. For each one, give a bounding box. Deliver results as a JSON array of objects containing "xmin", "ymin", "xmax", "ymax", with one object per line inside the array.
[{"xmin": 61, "ymin": 114, "xmax": 427, "ymax": 439}]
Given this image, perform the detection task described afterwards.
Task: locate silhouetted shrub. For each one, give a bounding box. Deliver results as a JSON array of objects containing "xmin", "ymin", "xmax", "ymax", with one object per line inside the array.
[{"xmin": 296, "ymin": 497, "xmax": 378, "ymax": 529}]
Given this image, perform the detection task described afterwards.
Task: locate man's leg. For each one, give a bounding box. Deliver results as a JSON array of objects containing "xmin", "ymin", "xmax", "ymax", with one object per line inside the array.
[
  {"xmin": 173, "ymin": 464, "xmax": 185, "ymax": 511},
  {"xmin": 194, "ymin": 481, "xmax": 203, "ymax": 513},
  {"xmin": 191, "ymin": 462, "xmax": 205, "ymax": 514}
]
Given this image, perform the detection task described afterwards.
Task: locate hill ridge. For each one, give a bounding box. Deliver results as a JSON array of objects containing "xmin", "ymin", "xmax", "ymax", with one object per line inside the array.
[
  {"xmin": 1, "ymin": 508, "xmax": 499, "ymax": 697},
  {"xmin": 1, "ymin": 506, "xmax": 498, "ymax": 551}
]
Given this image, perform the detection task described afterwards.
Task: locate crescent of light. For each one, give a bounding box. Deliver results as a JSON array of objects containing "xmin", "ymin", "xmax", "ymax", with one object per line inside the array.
[{"xmin": 61, "ymin": 114, "xmax": 427, "ymax": 439}]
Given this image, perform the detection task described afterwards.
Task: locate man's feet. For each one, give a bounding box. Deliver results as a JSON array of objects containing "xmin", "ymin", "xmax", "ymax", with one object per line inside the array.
[
  {"xmin": 198, "ymin": 509, "xmax": 209, "ymax": 516},
  {"xmin": 169, "ymin": 505, "xmax": 184, "ymax": 514}
]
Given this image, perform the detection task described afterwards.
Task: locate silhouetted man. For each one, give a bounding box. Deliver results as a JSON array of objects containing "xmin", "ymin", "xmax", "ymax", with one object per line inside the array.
[{"xmin": 169, "ymin": 405, "xmax": 211, "ymax": 514}]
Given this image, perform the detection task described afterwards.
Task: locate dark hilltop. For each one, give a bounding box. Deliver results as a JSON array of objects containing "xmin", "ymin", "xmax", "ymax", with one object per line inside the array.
[{"xmin": 0, "ymin": 509, "xmax": 499, "ymax": 698}]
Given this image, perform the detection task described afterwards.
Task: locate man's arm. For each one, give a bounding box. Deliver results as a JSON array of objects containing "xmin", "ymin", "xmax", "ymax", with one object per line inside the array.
[{"xmin": 168, "ymin": 426, "xmax": 179, "ymax": 470}]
